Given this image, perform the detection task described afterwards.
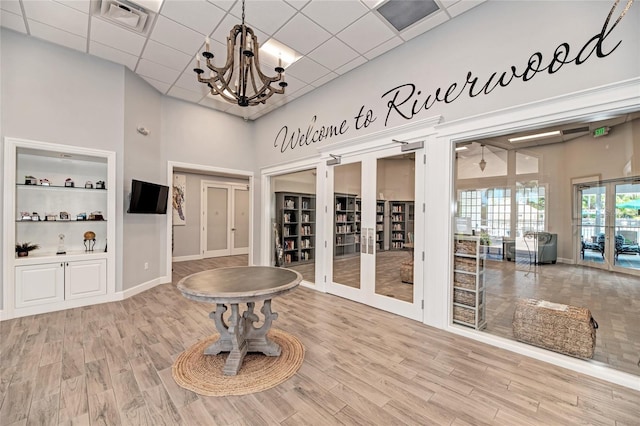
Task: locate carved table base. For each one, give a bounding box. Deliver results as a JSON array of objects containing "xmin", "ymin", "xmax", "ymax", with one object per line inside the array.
[{"xmin": 204, "ymin": 300, "xmax": 280, "ymax": 375}]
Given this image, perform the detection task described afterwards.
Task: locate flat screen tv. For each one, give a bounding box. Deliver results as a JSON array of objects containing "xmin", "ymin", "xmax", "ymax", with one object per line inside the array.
[{"xmin": 128, "ymin": 179, "xmax": 169, "ymax": 214}]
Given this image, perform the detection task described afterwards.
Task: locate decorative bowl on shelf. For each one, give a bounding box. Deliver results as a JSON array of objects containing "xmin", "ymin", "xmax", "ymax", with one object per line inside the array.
[{"xmin": 64, "ymin": 178, "xmax": 74, "ymax": 187}]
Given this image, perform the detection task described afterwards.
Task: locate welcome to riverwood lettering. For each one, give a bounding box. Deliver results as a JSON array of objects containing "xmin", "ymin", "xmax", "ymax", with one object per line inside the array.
[{"xmin": 274, "ymin": 0, "xmax": 633, "ymax": 154}]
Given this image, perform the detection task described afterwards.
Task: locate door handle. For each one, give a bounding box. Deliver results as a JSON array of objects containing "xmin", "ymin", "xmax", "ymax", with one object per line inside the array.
[{"xmin": 231, "ymin": 228, "xmax": 236, "ymax": 231}]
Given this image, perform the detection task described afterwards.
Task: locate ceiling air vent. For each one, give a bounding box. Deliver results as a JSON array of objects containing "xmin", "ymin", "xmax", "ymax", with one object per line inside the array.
[
  {"xmin": 99, "ymin": 0, "xmax": 149, "ymax": 33},
  {"xmin": 376, "ymin": 0, "xmax": 440, "ymax": 32},
  {"xmin": 561, "ymin": 126, "xmax": 590, "ymax": 135}
]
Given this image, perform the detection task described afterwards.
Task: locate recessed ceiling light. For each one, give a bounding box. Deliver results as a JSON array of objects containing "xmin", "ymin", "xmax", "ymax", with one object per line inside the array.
[
  {"xmin": 508, "ymin": 130, "xmax": 561, "ymax": 143},
  {"xmin": 455, "ymin": 146, "xmax": 468, "ymax": 151},
  {"xmin": 260, "ymin": 39, "xmax": 300, "ymax": 68}
]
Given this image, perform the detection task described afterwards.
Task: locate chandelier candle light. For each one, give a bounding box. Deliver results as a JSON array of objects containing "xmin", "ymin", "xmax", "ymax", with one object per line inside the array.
[{"xmin": 194, "ymin": 0, "xmax": 287, "ymax": 107}]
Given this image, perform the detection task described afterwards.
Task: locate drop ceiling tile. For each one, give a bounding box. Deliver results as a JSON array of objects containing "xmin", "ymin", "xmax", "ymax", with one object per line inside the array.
[
  {"xmin": 141, "ymin": 75, "xmax": 171, "ymax": 93},
  {"xmin": 446, "ymin": 0, "xmax": 485, "ymax": 18},
  {"xmin": 1, "ymin": 0, "xmax": 22, "ymax": 15},
  {"xmin": 205, "ymin": 0, "xmax": 235, "ymax": 13},
  {"xmin": 1, "ymin": 10, "xmax": 27, "ymax": 33},
  {"xmin": 307, "ymin": 37, "xmax": 359, "ymax": 70},
  {"xmin": 90, "ymin": 16, "xmax": 146, "ymax": 56},
  {"xmin": 55, "ymin": 0, "xmax": 90, "ymax": 14},
  {"xmin": 136, "ymin": 58, "xmax": 181, "ymax": 84},
  {"xmin": 284, "ymin": 56, "xmax": 330, "ymax": 84},
  {"xmin": 131, "ymin": 0, "xmax": 164, "ymax": 13},
  {"xmin": 361, "ymin": 0, "xmax": 384, "ymax": 9},
  {"xmin": 284, "ymin": 1, "xmax": 310, "ymax": 11},
  {"xmin": 277, "ymin": 73, "xmax": 304, "ymax": 94},
  {"xmin": 174, "ymin": 70, "xmax": 209, "ymax": 92},
  {"xmin": 399, "ymin": 10, "xmax": 449, "ymax": 42},
  {"xmin": 160, "ymin": 0, "xmax": 225, "ymax": 35},
  {"xmin": 335, "ymin": 55, "xmax": 367, "ymax": 75},
  {"xmin": 301, "ymin": 0, "xmax": 368, "ymax": 34},
  {"xmin": 23, "ymin": 0, "xmax": 88, "ymax": 37},
  {"xmin": 151, "ymin": 15, "xmax": 205, "ymax": 55},
  {"xmin": 199, "ymin": 94, "xmax": 233, "ymax": 111},
  {"xmin": 210, "ymin": 14, "xmax": 267, "ymax": 49},
  {"xmin": 311, "ymin": 71, "xmax": 338, "ymax": 88},
  {"xmin": 142, "ymin": 40, "xmax": 192, "ymax": 71},
  {"xmin": 363, "ymin": 35, "xmax": 402, "ymax": 60},
  {"xmin": 90, "ymin": 40, "xmax": 139, "ymax": 70},
  {"xmin": 168, "ymin": 85, "xmax": 205, "ymax": 103},
  {"xmin": 229, "ymin": 0, "xmax": 297, "ymax": 35},
  {"xmin": 273, "ymin": 13, "xmax": 331, "ymax": 55},
  {"xmin": 28, "ymin": 20, "xmax": 86, "ymax": 52},
  {"xmin": 337, "ymin": 12, "xmax": 395, "ymax": 54}
]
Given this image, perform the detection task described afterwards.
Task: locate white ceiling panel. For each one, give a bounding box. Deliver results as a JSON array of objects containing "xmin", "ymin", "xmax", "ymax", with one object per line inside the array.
[
  {"xmin": 151, "ymin": 15, "xmax": 205, "ymax": 55},
  {"xmin": 142, "ymin": 39, "xmax": 192, "ymax": 71},
  {"xmin": 337, "ymin": 12, "xmax": 395, "ymax": 55},
  {"xmin": 136, "ymin": 57, "xmax": 182, "ymax": 83},
  {"xmin": 160, "ymin": 0, "xmax": 225, "ymax": 35},
  {"xmin": 1, "ymin": 0, "xmax": 23, "ymax": 15},
  {"xmin": 1, "ymin": 10, "xmax": 27, "ymax": 33},
  {"xmin": 2, "ymin": 0, "xmax": 485, "ymax": 120},
  {"xmin": 23, "ymin": 0, "xmax": 88, "ymax": 37},
  {"xmin": 90, "ymin": 40, "xmax": 139, "ymax": 70},
  {"xmin": 307, "ymin": 37, "xmax": 360, "ymax": 70},
  {"xmin": 273, "ymin": 13, "xmax": 330, "ymax": 55},
  {"xmin": 233, "ymin": 0, "xmax": 297, "ymax": 35},
  {"xmin": 301, "ymin": 0, "xmax": 368, "ymax": 34},
  {"xmin": 285, "ymin": 56, "xmax": 330, "ymax": 84},
  {"xmin": 90, "ymin": 16, "xmax": 147, "ymax": 56},
  {"xmin": 28, "ymin": 19, "xmax": 86, "ymax": 52}
]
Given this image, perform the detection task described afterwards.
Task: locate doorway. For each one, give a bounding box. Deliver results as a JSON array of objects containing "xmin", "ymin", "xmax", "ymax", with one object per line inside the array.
[
  {"xmin": 202, "ymin": 181, "xmax": 250, "ymax": 258},
  {"xmin": 576, "ymin": 178, "xmax": 640, "ymax": 274},
  {"xmin": 327, "ymin": 147, "xmax": 423, "ymax": 320}
]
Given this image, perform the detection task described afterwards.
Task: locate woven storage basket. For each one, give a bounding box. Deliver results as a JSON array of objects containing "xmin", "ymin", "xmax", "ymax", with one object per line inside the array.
[
  {"xmin": 512, "ymin": 298, "xmax": 597, "ymax": 359},
  {"xmin": 455, "ymin": 240, "xmax": 477, "ymax": 255},
  {"xmin": 453, "ymin": 272, "xmax": 476, "ymax": 290},
  {"xmin": 454, "ymin": 257, "xmax": 477, "ymax": 272},
  {"xmin": 453, "ymin": 305, "xmax": 475, "ymax": 324},
  {"xmin": 400, "ymin": 260, "xmax": 413, "ymax": 284},
  {"xmin": 453, "ymin": 288, "xmax": 475, "ymax": 306}
]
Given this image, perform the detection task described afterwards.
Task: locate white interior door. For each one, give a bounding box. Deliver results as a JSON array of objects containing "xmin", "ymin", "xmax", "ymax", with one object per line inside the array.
[
  {"xmin": 202, "ymin": 182, "xmax": 250, "ymax": 258},
  {"xmin": 327, "ymin": 146, "xmax": 423, "ymax": 321}
]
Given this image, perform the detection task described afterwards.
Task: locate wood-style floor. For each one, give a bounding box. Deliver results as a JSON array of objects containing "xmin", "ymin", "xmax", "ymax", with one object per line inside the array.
[{"xmin": 1, "ymin": 255, "xmax": 639, "ymax": 425}]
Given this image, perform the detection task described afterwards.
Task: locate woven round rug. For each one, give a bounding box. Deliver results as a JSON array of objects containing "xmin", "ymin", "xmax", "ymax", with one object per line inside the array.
[{"xmin": 172, "ymin": 329, "xmax": 304, "ymax": 396}]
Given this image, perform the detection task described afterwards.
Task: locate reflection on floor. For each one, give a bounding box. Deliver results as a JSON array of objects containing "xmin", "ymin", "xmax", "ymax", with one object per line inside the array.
[
  {"xmin": 286, "ymin": 261, "xmax": 315, "ymax": 284},
  {"xmin": 288, "ymin": 250, "xmax": 414, "ymax": 303},
  {"xmin": 483, "ymin": 259, "xmax": 640, "ymax": 377},
  {"xmin": 582, "ymin": 250, "xmax": 640, "ymax": 269}
]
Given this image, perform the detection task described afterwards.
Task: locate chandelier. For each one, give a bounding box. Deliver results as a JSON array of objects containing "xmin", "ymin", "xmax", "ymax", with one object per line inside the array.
[
  {"xmin": 193, "ymin": 0, "xmax": 287, "ymax": 107},
  {"xmin": 479, "ymin": 144, "xmax": 487, "ymax": 172}
]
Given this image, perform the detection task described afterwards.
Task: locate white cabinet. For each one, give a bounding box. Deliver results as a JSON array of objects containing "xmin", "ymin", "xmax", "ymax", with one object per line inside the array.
[
  {"xmin": 15, "ymin": 259, "xmax": 106, "ymax": 308},
  {"xmin": 15, "ymin": 262, "xmax": 65, "ymax": 308},
  {"xmin": 452, "ymin": 235, "xmax": 487, "ymax": 329},
  {"xmin": 3, "ymin": 137, "xmax": 116, "ymax": 319}
]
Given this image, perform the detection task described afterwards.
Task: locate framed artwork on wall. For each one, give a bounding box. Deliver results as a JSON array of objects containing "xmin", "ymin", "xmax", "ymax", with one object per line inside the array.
[{"xmin": 173, "ymin": 174, "xmax": 186, "ymax": 225}]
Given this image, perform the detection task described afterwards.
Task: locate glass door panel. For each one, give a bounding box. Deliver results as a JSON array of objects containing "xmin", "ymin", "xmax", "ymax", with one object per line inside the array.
[
  {"xmin": 375, "ymin": 153, "xmax": 415, "ymax": 303},
  {"xmin": 578, "ymin": 184, "xmax": 607, "ymax": 265},
  {"xmin": 614, "ymin": 182, "xmax": 640, "ymax": 271},
  {"xmin": 333, "ymin": 162, "xmax": 362, "ymax": 289}
]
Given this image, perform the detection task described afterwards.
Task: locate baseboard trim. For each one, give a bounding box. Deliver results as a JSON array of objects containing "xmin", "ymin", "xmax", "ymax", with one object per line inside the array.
[
  {"xmin": 172, "ymin": 254, "xmax": 202, "ymax": 262},
  {"xmin": 121, "ymin": 277, "xmax": 168, "ymax": 299}
]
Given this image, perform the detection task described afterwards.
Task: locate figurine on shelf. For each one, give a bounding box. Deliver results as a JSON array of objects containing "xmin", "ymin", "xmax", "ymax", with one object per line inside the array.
[
  {"xmin": 84, "ymin": 231, "xmax": 96, "ymax": 252},
  {"xmin": 20, "ymin": 211, "xmax": 32, "ymax": 221},
  {"xmin": 65, "ymin": 178, "xmax": 74, "ymax": 187},
  {"xmin": 24, "ymin": 175, "xmax": 37, "ymax": 185},
  {"xmin": 76, "ymin": 212, "xmax": 87, "ymax": 221},
  {"xmin": 96, "ymin": 180, "xmax": 106, "ymax": 189},
  {"xmin": 45, "ymin": 213, "xmax": 57, "ymax": 221},
  {"xmin": 59, "ymin": 211, "xmax": 70, "ymax": 221},
  {"xmin": 89, "ymin": 211, "xmax": 104, "ymax": 221},
  {"xmin": 31, "ymin": 212, "xmax": 40, "ymax": 221},
  {"xmin": 85, "ymin": 181, "xmax": 93, "ymax": 189},
  {"xmin": 56, "ymin": 234, "xmax": 66, "ymax": 255},
  {"xmin": 40, "ymin": 178, "xmax": 50, "ymax": 186}
]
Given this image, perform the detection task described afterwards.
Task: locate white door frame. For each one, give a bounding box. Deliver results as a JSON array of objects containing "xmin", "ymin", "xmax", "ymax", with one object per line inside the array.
[{"xmin": 166, "ymin": 161, "xmax": 254, "ymax": 273}]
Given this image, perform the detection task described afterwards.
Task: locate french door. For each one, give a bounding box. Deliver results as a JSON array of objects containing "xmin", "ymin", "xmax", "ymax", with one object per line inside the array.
[
  {"xmin": 576, "ymin": 177, "xmax": 640, "ymax": 275},
  {"xmin": 327, "ymin": 146, "xmax": 424, "ymax": 320},
  {"xmin": 201, "ymin": 182, "xmax": 249, "ymax": 257}
]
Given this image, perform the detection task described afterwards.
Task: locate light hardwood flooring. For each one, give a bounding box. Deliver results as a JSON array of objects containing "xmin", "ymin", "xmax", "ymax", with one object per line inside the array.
[{"xmin": 1, "ymin": 255, "xmax": 639, "ymax": 425}]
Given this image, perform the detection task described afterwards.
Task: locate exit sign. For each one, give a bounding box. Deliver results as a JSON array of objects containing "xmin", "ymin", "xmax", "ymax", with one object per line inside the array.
[{"xmin": 593, "ymin": 126, "xmax": 610, "ymax": 138}]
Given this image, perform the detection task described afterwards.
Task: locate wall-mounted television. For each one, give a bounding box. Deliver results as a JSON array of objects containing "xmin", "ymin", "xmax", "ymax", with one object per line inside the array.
[{"xmin": 128, "ymin": 179, "xmax": 169, "ymax": 214}]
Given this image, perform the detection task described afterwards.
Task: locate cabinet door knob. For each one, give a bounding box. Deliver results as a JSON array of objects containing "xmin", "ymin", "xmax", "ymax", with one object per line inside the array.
[{"xmin": 60, "ymin": 263, "xmax": 64, "ymax": 267}]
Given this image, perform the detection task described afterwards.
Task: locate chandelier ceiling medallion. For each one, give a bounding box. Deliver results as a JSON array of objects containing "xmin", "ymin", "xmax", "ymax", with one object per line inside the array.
[
  {"xmin": 479, "ymin": 144, "xmax": 487, "ymax": 172},
  {"xmin": 193, "ymin": 0, "xmax": 287, "ymax": 107}
]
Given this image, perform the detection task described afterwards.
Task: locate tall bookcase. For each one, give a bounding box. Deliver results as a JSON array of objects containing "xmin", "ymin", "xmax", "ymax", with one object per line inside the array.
[
  {"xmin": 452, "ymin": 235, "xmax": 486, "ymax": 329},
  {"xmin": 275, "ymin": 192, "xmax": 315, "ymax": 265},
  {"xmin": 376, "ymin": 200, "xmax": 387, "ymax": 251},
  {"xmin": 390, "ymin": 201, "xmax": 414, "ymax": 249},
  {"xmin": 334, "ymin": 193, "xmax": 361, "ymax": 257}
]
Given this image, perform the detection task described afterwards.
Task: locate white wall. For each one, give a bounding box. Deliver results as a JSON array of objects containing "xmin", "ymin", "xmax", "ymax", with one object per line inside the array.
[
  {"xmin": 0, "ymin": 29, "xmax": 125, "ymax": 308},
  {"xmin": 253, "ymin": 1, "xmax": 640, "ymax": 167}
]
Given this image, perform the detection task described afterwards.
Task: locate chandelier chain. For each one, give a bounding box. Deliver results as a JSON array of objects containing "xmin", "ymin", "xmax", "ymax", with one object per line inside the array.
[{"xmin": 241, "ymin": 0, "xmax": 245, "ymax": 26}]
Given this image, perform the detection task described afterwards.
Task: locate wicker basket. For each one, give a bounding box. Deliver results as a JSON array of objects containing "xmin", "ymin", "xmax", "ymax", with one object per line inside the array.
[
  {"xmin": 454, "ymin": 239, "xmax": 477, "ymax": 255},
  {"xmin": 453, "ymin": 288, "xmax": 475, "ymax": 306},
  {"xmin": 512, "ymin": 298, "xmax": 597, "ymax": 359},
  {"xmin": 400, "ymin": 260, "xmax": 413, "ymax": 284},
  {"xmin": 453, "ymin": 272, "xmax": 476, "ymax": 290},
  {"xmin": 453, "ymin": 305, "xmax": 475, "ymax": 324},
  {"xmin": 454, "ymin": 257, "xmax": 478, "ymax": 272}
]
